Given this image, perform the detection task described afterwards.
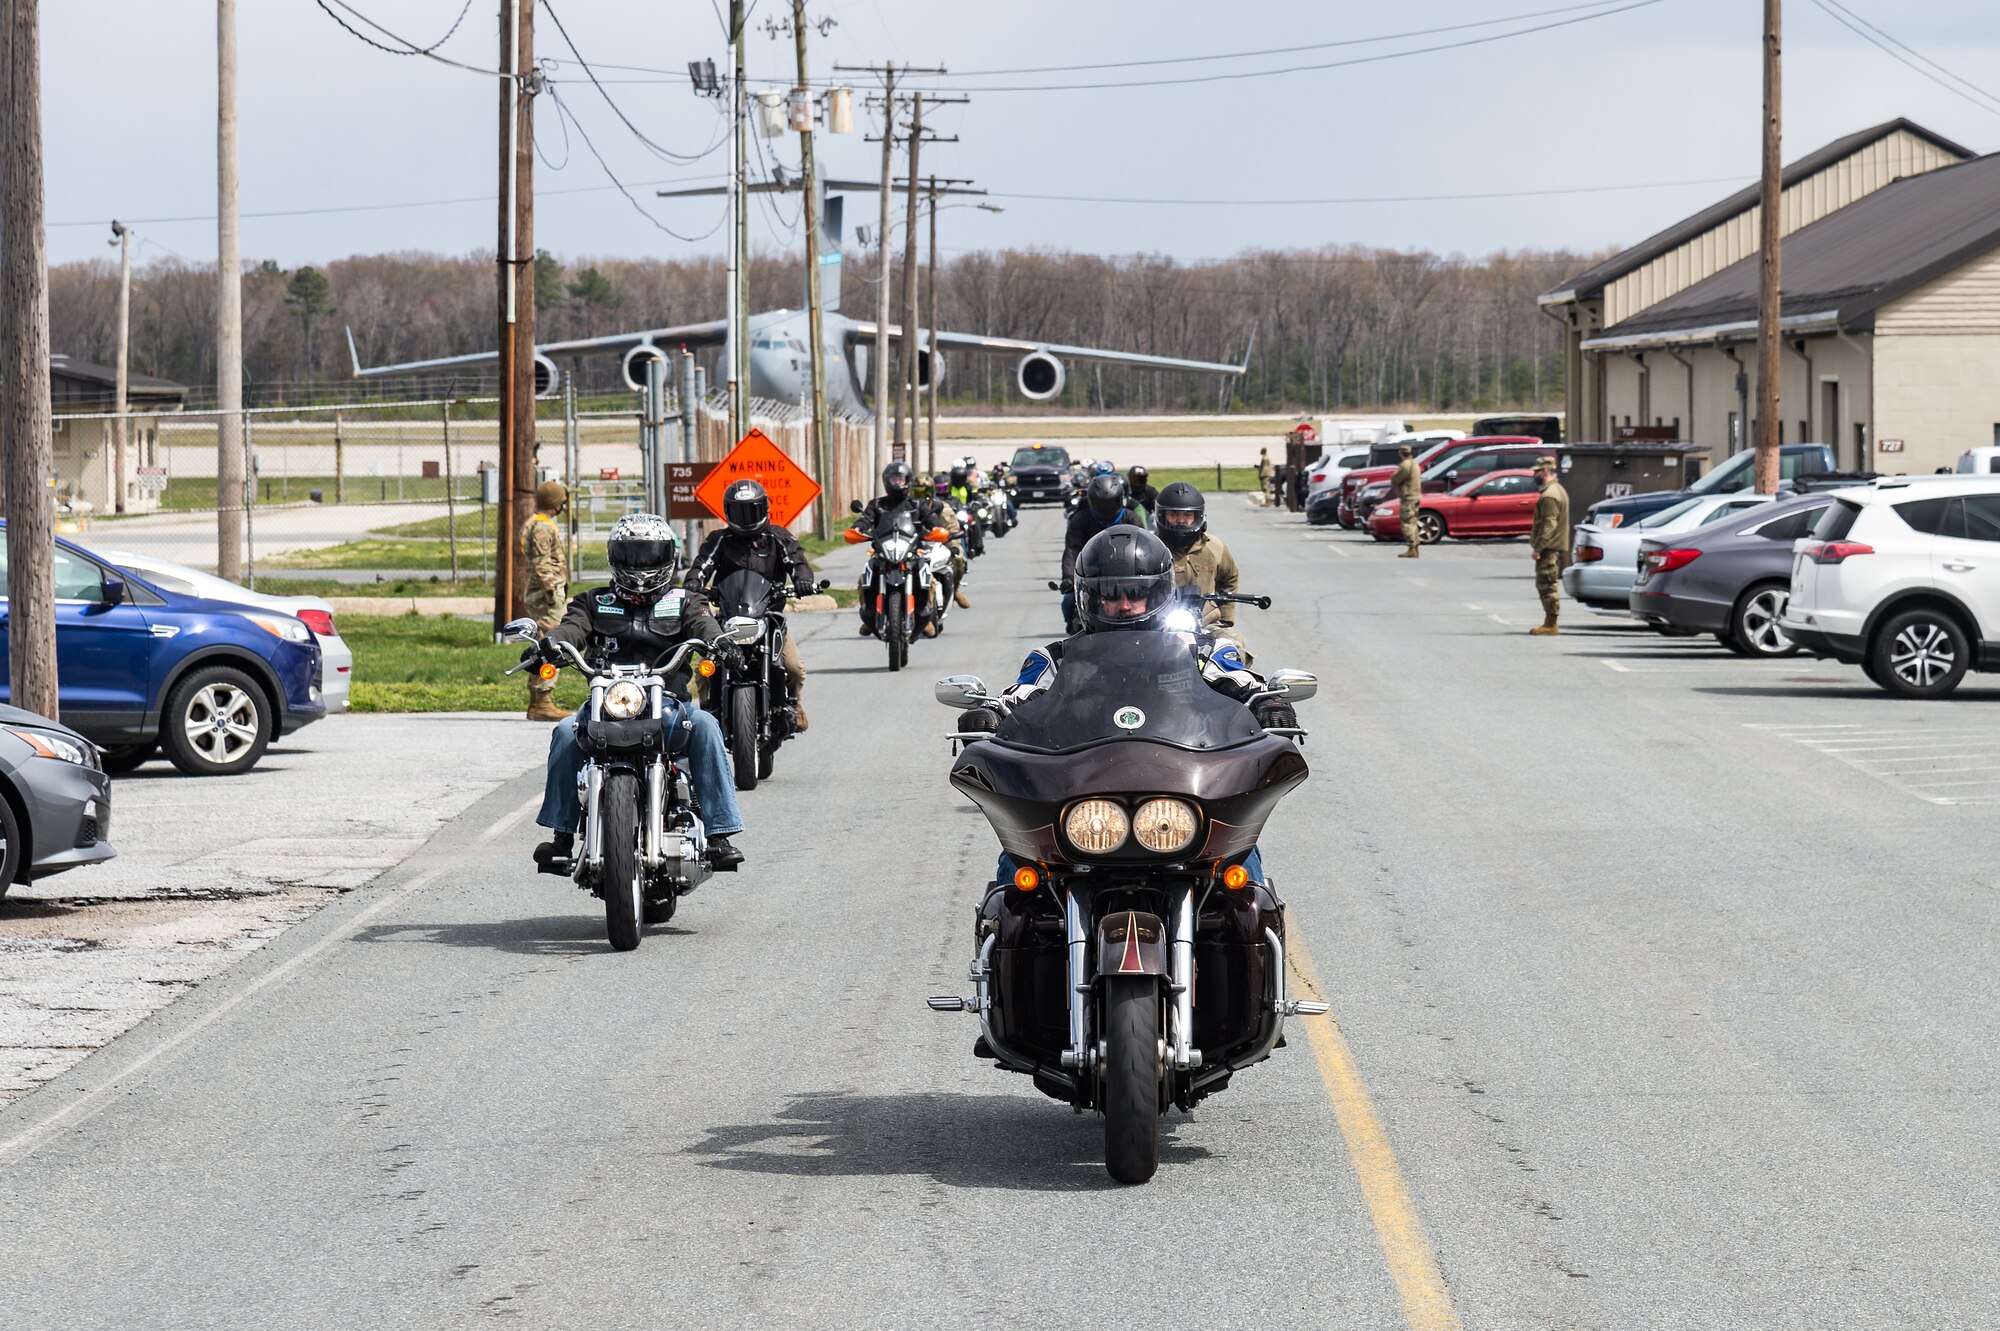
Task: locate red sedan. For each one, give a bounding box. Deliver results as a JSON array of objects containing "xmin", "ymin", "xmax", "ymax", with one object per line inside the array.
[{"xmin": 1367, "ymin": 469, "xmax": 1542, "ymax": 544}]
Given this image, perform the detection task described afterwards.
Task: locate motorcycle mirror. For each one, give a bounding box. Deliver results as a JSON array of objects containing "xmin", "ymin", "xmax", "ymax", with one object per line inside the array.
[
  {"xmin": 816, "ymin": 578, "xmax": 831, "ymax": 592},
  {"xmin": 848, "ymin": 499, "xmax": 864, "ymax": 514},
  {"xmin": 933, "ymin": 675, "xmax": 989, "ymax": 710},
  {"xmin": 1267, "ymin": 668, "xmax": 1318, "ymax": 703},
  {"xmin": 722, "ymin": 617, "xmax": 762, "ymax": 646},
  {"xmin": 499, "ymin": 617, "xmax": 540, "ymax": 643}
]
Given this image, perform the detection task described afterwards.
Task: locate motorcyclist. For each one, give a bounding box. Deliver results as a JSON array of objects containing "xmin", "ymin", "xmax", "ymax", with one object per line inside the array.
[
  {"xmin": 531, "ymin": 513, "xmax": 746, "ymax": 874},
  {"xmin": 854, "ymin": 461, "xmax": 968, "ymax": 637},
  {"xmin": 1058, "ymin": 472, "xmax": 1145, "ymax": 630},
  {"xmin": 946, "ymin": 464, "xmax": 985, "ymax": 558},
  {"xmin": 911, "ymin": 474, "xmax": 971, "ymax": 623},
  {"xmin": 1126, "ymin": 465, "xmax": 1158, "ymax": 524},
  {"xmin": 685, "ymin": 478, "xmax": 817, "ymax": 732},
  {"xmin": 959, "ymin": 526, "xmax": 1293, "ymax": 883},
  {"xmin": 1154, "ymin": 481, "xmax": 1247, "ymax": 654}
]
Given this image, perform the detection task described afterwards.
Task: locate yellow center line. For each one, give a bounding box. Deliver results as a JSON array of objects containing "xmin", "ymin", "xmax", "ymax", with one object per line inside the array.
[{"xmin": 1289, "ymin": 930, "xmax": 1462, "ymax": 1331}]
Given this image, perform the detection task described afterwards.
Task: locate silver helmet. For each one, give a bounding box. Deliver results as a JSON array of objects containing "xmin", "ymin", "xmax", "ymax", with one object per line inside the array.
[{"xmin": 607, "ymin": 512, "xmax": 680, "ymax": 596}]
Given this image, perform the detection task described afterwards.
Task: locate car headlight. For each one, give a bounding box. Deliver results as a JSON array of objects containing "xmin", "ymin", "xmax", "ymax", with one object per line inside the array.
[
  {"xmin": 1063, "ymin": 798, "xmax": 1129, "ymax": 855},
  {"xmin": 601, "ymin": 680, "xmax": 647, "ymax": 720},
  {"xmin": 7, "ymin": 726, "xmax": 93, "ymax": 767},
  {"xmin": 245, "ymin": 613, "xmax": 313, "ymax": 644},
  {"xmin": 1131, "ymin": 798, "xmax": 1198, "ymax": 854}
]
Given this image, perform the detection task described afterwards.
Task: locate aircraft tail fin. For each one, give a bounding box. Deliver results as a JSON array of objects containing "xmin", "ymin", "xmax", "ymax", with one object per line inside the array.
[{"xmin": 817, "ymin": 191, "xmax": 843, "ymax": 315}]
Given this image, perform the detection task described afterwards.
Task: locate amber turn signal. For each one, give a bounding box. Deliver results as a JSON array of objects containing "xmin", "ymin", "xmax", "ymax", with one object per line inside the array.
[
  {"xmin": 697, "ymin": 658, "xmax": 717, "ymax": 677},
  {"xmin": 1222, "ymin": 864, "xmax": 1251, "ymax": 890},
  {"xmin": 537, "ymin": 663, "xmax": 557, "ymax": 681},
  {"xmin": 1012, "ymin": 865, "xmax": 1040, "ymax": 891}
]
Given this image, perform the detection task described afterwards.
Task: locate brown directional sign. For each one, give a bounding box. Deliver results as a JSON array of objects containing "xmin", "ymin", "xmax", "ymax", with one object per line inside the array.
[{"xmin": 666, "ymin": 461, "xmax": 716, "ymax": 519}]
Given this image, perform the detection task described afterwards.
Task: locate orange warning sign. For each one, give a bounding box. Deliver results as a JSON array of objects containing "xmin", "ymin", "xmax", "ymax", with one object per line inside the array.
[{"xmin": 692, "ymin": 429, "xmax": 823, "ymax": 527}]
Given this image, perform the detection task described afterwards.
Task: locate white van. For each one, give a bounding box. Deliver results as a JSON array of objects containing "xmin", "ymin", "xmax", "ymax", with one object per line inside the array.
[{"xmin": 1954, "ymin": 447, "xmax": 2000, "ymax": 474}]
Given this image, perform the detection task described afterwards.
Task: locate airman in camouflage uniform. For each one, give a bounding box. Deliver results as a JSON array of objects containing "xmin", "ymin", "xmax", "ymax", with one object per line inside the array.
[
  {"xmin": 1529, "ymin": 456, "xmax": 1570, "ymax": 637},
  {"xmin": 522, "ymin": 480, "xmax": 570, "ymax": 719},
  {"xmin": 1391, "ymin": 444, "xmax": 1423, "ymax": 557}
]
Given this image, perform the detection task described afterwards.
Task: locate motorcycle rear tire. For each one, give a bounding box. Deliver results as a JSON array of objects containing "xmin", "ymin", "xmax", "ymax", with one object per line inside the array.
[
  {"xmin": 1102, "ymin": 975, "xmax": 1163, "ymax": 1185},
  {"xmin": 600, "ymin": 770, "xmax": 644, "ymax": 952},
  {"xmin": 729, "ymin": 687, "xmax": 759, "ymax": 792}
]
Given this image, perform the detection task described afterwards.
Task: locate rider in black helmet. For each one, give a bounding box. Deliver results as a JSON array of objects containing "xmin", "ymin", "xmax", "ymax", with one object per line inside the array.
[
  {"xmin": 1125, "ymin": 465, "xmax": 1158, "ymax": 524},
  {"xmin": 1153, "ymin": 480, "xmax": 1246, "ymax": 649},
  {"xmin": 1058, "ymin": 472, "xmax": 1145, "ymax": 631},
  {"xmin": 853, "ymin": 460, "xmax": 962, "ymax": 634},
  {"xmin": 685, "ymin": 478, "xmax": 819, "ymax": 732}
]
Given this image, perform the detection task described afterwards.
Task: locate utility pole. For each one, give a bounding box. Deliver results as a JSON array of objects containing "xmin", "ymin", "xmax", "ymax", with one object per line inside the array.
[
  {"xmin": 896, "ymin": 94, "xmax": 923, "ymax": 456},
  {"xmin": 866, "ymin": 62, "xmax": 894, "ymax": 476},
  {"xmin": 216, "ymin": 0, "xmax": 243, "ymax": 580},
  {"xmin": 3, "ymin": 0, "xmax": 56, "ymax": 717},
  {"xmin": 925, "ymin": 176, "xmax": 939, "ymax": 473},
  {"xmin": 109, "ymin": 221, "xmax": 132, "ymax": 514},
  {"xmin": 731, "ymin": 2, "xmax": 749, "ymax": 440},
  {"xmin": 791, "ymin": 0, "xmax": 833, "ymax": 538},
  {"xmin": 1754, "ymin": 0, "xmax": 1782, "ymax": 495},
  {"xmin": 495, "ymin": 0, "xmax": 537, "ymax": 631}
]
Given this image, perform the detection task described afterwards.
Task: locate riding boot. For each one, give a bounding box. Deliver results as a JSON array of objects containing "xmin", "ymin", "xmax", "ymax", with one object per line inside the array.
[
  {"xmin": 954, "ymin": 584, "xmax": 972, "ymax": 609},
  {"xmin": 526, "ymin": 693, "xmax": 568, "ymax": 722}
]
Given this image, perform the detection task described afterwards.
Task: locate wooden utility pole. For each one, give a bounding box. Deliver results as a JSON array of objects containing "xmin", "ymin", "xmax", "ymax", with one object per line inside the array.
[
  {"xmin": 110, "ymin": 221, "xmax": 131, "ymax": 513},
  {"xmin": 792, "ymin": 0, "xmax": 833, "ymax": 538},
  {"xmin": 216, "ymin": 0, "xmax": 244, "ymax": 580},
  {"xmin": 495, "ymin": 0, "xmax": 537, "ymax": 630},
  {"xmin": 896, "ymin": 94, "xmax": 924, "ymax": 455},
  {"xmin": 1754, "ymin": 0, "xmax": 1783, "ymax": 494},
  {"xmin": 869, "ymin": 62, "xmax": 895, "ymax": 476},
  {"xmin": 732, "ymin": 3, "xmax": 750, "ymax": 437},
  {"xmin": 925, "ymin": 175, "xmax": 939, "ymax": 473},
  {"xmin": 2, "ymin": 0, "xmax": 56, "ymax": 718}
]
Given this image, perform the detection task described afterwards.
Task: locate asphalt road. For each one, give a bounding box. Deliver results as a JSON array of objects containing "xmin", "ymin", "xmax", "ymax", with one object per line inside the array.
[{"xmin": 5, "ymin": 500, "xmax": 1999, "ymax": 1329}]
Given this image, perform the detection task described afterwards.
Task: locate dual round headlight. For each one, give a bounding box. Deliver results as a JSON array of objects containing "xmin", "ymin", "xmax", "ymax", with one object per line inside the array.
[
  {"xmin": 602, "ymin": 680, "xmax": 647, "ymax": 720},
  {"xmin": 1061, "ymin": 797, "xmax": 1198, "ymax": 856}
]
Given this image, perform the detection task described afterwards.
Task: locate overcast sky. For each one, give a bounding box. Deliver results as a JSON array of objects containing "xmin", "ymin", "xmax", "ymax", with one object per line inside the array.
[{"xmin": 42, "ymin": 0, "xmax": 2000, "ymax": 273}]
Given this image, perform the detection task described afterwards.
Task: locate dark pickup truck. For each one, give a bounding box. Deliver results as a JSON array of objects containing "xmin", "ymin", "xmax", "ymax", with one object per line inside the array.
[
  {"xmin": 1584, "ymin": 443, "xmax": 1837, "ymax": 527},
  {"xmin": 1007, "ymin": 444, "xmax": 1073, "ymax": 505}
]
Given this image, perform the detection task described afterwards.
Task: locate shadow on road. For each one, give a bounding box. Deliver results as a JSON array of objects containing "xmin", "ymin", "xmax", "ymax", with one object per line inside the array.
[
  {"xmin": 1692, "ymin": 685, "xmax": 1898, "ymax": 700},
  {"xmin": 686, "ymin": 1089, "xmax": 1210, "ymax": 1192},
  {"xmin": 351, "ymin": 913, "xmax": 692, "ymax": 956}
]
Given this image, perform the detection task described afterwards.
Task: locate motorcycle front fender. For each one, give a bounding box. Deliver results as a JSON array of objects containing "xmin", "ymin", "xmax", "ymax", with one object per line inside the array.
[{"xmin": 1096, "ymin": 909, "xmax": 1168, "ymax": 977}]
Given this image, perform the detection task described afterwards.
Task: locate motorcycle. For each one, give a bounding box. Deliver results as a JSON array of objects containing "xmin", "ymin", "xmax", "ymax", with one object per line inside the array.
[
  {"xmin": 928, "ymin": 617, "xmax": 1322, "ymax": 1184},
  {"xmin": 703, "ymin": 568, "xmax": 829, "ymax": 792},
  {"xmin": 956, "ymin": 495, "xmax": 990, "ymax": 558},
  {"xmin": 985, "ymin": 481, "xmax": 1017, "ymax": 536},
  {"xmin": 846, "ymin": 501, "xmax": 956, "ymax": 672},
  {"xmin": 503, "ymin": 616, "xmax": 761, "ymax": 952}
]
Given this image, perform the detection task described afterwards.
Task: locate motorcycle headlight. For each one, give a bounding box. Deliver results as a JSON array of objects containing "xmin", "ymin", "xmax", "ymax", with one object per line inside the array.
[
  {"xmin": 1063, "ymin": 798, "xmax": 1129, "ymax": 855},
  {"xmin": 881, "ymin": 534, "xmax": 913, "ymax": 561},
  {"xmin": 6, "ymin": 726, "xmax": 93, "ymax": 767},
  {"xmin": 1131, "ymin": 798, "xmax": 1198, "ymax": 854},
  {"xmin": 602, "ymin": 680, "xmax": 646, "ymax": 720}
]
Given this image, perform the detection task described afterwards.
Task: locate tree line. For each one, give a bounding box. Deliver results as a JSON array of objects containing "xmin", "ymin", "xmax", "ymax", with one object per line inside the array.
[{"xmin": 48, "ymin": 242, "xmax": 1601, "ymax": 414}]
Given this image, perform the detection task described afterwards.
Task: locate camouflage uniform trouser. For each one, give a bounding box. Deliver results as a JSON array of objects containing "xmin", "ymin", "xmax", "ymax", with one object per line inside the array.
[
  {"xmin": 1534, "ymin": 552, "xmax": 1562, "ymax": 617},
  {"xmin": 1401, "ymin": 499, "xmax": 1420, "ymax": 547},
  {"xmin": 526, "ymin": 590, "xmax": 564, "ymax": 697},
  {"xmin": 779, "ymin": 627, "xmax": 806, "ymax": 697}
]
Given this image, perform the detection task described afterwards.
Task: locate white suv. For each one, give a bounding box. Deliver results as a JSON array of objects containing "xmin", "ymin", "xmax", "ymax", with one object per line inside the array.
[{"xmin": 1782, "ymin": 476, "xmax": 2000, "ymax": 697}]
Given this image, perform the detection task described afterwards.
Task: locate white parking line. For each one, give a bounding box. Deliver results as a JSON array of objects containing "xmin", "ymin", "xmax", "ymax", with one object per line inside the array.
[
  {"xmin": 1324, "ymin": 543, "xmax": 1350, "ymax": 558},
  {"xmin": 1750, "ymin": 723, "xmax": 2000, "ymax": 806}
]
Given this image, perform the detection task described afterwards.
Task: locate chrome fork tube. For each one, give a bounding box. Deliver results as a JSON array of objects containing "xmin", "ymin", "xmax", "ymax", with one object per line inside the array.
[
  {"xmin": 1171, "ymin": 886, "xmax": 1199, "ymax": 1071},
  {"xmin": 1061, "ymin": 889, "xmax": 1089, "ymax": 1070},
  {"xmin": 581, "ymin": 765, "xmax": 604, "ymax": 868},
  {"xmin": 644, "ymin": 759, "xmax": 666, "ymax": 868}
]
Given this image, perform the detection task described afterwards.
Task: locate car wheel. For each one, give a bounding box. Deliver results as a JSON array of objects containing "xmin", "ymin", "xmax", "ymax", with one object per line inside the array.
[
  {"xmin": 100, "ymin": 742, "xmax": 156, "ymax": 775},
  {"xmin": 1716, "ymin": 631, "xmax": 1752, "ymax": 656},
  {"xmin": 0, "ymin": 793, "xmax": 21, "ymax": 899},
  {"xmin": 1416, "ymin": 511, "xmax": 1445, "ymax": 544},
  {"xmin": 1871, "ymin": 608, "xmax": 1970, "ymax": 698},
  {"xmin": 1731, "ymin": 584, "xmax": 1798, "ymax": 658},
  {"xmin": 160, "ymin": 665, "xmax": 272, "ymax": 776}
]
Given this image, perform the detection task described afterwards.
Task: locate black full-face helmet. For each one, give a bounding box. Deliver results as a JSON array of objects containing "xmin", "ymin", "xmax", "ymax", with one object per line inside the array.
[
  {"xmin": 607, "ymin": 512, "xmax": 680, "ymax": 597},
  {"xmin": 1154, "ymin": 481, "xmax": 1206, "ymax": 551},
  {"xmin": 723, "ymin": 478, "xmax": 770, "ymax": 533},
  {"xmin": 882, "ymin": 461, "xmax": 913, "ymax": 501},
  {"xmin": 1127, "ymin": 465, "xmax": 1150, "ymax": 490},
  {"xmin": 949, "ymin": 464, "xmax": 969, "ymax": 489},
  {"xmin": 1074, "ymin": 527, "xmax": 1177, "ymax": 632},
  {"xmin": 1085, "ymin": 472, "xmax": 1129, "ymax": 525}
]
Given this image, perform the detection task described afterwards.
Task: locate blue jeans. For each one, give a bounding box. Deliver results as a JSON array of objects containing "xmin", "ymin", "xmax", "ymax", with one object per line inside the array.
[
  {"xmin": 995, "ymin": 846, "xmax": 1264, "ymax": 885},
  {"xmin": 538, "ymin": 701, "xmax": 744, "ymax": 838}
]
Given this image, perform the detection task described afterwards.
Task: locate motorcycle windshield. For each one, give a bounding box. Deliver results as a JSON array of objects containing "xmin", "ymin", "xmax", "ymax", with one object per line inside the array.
[
  {"xmin": 993, "ymin": 631, "xmax": 1264, "ymax": 754},
  {"xmin": 714, "ymin": 568, "xmax": 775, "ymax": 620},
  {"xmin": 874, "ymin": 508, "xmax": 918, "ymax": 543}
]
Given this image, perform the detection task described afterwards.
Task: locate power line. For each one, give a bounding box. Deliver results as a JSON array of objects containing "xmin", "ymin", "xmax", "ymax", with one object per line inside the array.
[
  {"xmin": 314, "ymin": 0, "xmax": 507, "ymax": 76},
  {"xmin": 988, "ymin": 174, "xmax": 1749, "ymax": 206},
  {"xmin": 313, "ymin": 0, "xmax": 474, "ymax": 58},
  {"xmin": 1809, "ymin": 0, "xmax": 2000, "ymax": 117},
  {"xmin": 540, "ymin": 0, "xmax": 732, "ymax": 163},
  {"xmin": 547, "ymin": 88, "xmax": 731, "ymax": 243}
]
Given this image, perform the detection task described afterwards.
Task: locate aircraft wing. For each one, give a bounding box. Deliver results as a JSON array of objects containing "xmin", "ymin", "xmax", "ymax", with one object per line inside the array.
[
  {"xmin": 346, "ymin": 321, "xmax": 729, "ymax": 379},
  {"xmin": 842, "ymin": 321, "xmax": 1248, "ymax": 377}
]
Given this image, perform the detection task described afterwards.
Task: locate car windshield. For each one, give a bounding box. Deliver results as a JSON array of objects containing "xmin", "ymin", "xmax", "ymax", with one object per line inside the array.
[
  {"xmin": 1688, "ymin": 452, "xmax": 1754, "ymax": 495},
  {"xmin": 993, "ymin": 630, "xmax": 1265, "ymax": 755},
  {"xmin": 1011, "ymin": 447, "xmax": 1069, "ymax": 469},
  {"xmin": 1638, "ymin": 497, "xmax": 1705, "ymax": 528},
  {"xmin": 1451, "ymin": 476, "xmax": 1493, "ymax": 497}
]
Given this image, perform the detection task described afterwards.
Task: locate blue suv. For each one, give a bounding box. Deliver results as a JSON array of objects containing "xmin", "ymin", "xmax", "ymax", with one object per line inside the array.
[{"xmin": 0, "ymin": 526, "xmax": 325, "ymax": 776}]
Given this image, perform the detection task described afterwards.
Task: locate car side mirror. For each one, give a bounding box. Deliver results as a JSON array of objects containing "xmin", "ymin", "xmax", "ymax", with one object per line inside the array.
[
  {"xmin": 499, "ymin": 616, "xmax": 539, "ymax": 643},
  {"xmin": 934, "ymin": 675, "xmax": 990, "ymax": 710},
  {"xmin": 722, "ymin": 616, "xmax": 762, "ymax": 645},
  {"xmin": 848, "ymin": 498, "xmax": 864, "ymax": 514},
  {"xmin": 1444, "ymin": 470, "xmax": 1460, "ymax": 482},
  {"xmin": 101, "ymin": 577, "xmax": 125, "ymax": 605},
  {"xmin": 1267, "ymin": 668, "xmax": 1317, "ymax": 703}
]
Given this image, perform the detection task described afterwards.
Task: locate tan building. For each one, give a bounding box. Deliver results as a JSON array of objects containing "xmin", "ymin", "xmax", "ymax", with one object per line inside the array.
[
  {"xmin": 1540, "ymin": 119, "xmax": 1972, "ymax": 454},
  {"xmin": 49, "ymin": 355, "xmax": 187, "ymax": 515}
]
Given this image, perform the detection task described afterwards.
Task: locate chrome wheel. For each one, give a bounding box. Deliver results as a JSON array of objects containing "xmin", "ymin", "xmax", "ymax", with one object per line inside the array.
[
  {"xmin": 183, "ymin": 682, "xmax": 261, "ymax": 766},
  {"xmin": 1737, "ymin": 587, "xmax": 1795, "ymax": 657},
  {"xmin": 1891, "ymin": 622, "xmax": 1957, "ymax": 689}
]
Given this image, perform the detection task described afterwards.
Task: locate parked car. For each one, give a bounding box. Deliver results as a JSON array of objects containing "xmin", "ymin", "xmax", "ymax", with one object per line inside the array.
[
  {"xmin": 0, "ymin": 524, "xmax": 326, "ymax": 775},
  {"xmin": 0, "ymin": 702, "xmax": 114, "ymax": 897},
  {"xmin": 1585, "ymin": 443, "xmax": 1837, "ymax": 528},
  {"xmin": 1353, "ymin": 437, "xmax": 1556, "ymax": 524},
  {"xmin": 1565, "ymin": 493, "xmax": 1780, "ymax": 612},
  {"xmin": 1954, "ymin": 447, "xmax": 2000, "ymax": 475},
  {"xmin": 1007, "ymin": 444, "xmax": 1073, "ymax": 504},
  {"xmin": 1630, "ymin": 495, "xmax": 1838, "ymax": 655},
  {"xmin": 1333, "ymin": 438, "xmax": 1468, "ymax": 528},
  {"xmin": 88, "ymin": 549, "xmax": 351, "ymax": 713},
  {"xmin": 1472, "ymin": 413, "xmax": 1563, "ymax": 444},
  {"xmin": 1304, "ymin": 446, "xmax": 1372, "ymax": 505},
  {"xmin": 1368, "ymin": 470, "xmax": 1542, "ymax": 543},
  {"xmin": 1783, "ymin": 475, "xmax": 2000, "ymax": 698}
]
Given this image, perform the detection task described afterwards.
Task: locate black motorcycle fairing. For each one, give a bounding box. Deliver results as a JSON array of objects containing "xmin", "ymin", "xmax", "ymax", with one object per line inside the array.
[
  {"xmin": 713, "ymin": 568, "xmax": 781, "ymax": 620},
  {"xmin": 993, "ymin": 631, "xmax": 1263, "ymax": 755}
]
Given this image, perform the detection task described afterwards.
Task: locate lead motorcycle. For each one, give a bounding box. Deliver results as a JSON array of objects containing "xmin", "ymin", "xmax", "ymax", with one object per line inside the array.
[
  {"xmin": 504, "ymin": 615, "xmax": 759, "ymax": 952},
  {"xmin": 845, "ymin": 501, "xmax": 956, "ymax": 671},
  {"xmin": 929, "ymin": 617, "xmax": 1323, "ymax": 1184},
  {"xmin": 703, "ymin": 568, "xmax": 828, "ymax": 791}
]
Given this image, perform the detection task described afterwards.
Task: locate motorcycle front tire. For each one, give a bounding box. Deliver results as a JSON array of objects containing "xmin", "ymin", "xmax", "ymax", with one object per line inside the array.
[
  {"xmin": 729, "ymin": 687, "xmax": 759, "ymax": 792},
  {"xmin": 885, "ymin": 593, "xmax": 907, "ymax": 672},
  {"xmin": 600, "ymin": 769, "xmax": 644, "ymax": 952},
  {"xmin": 1102, "ymin": 976, "xmax": 1163, "ymax": 1185}
]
